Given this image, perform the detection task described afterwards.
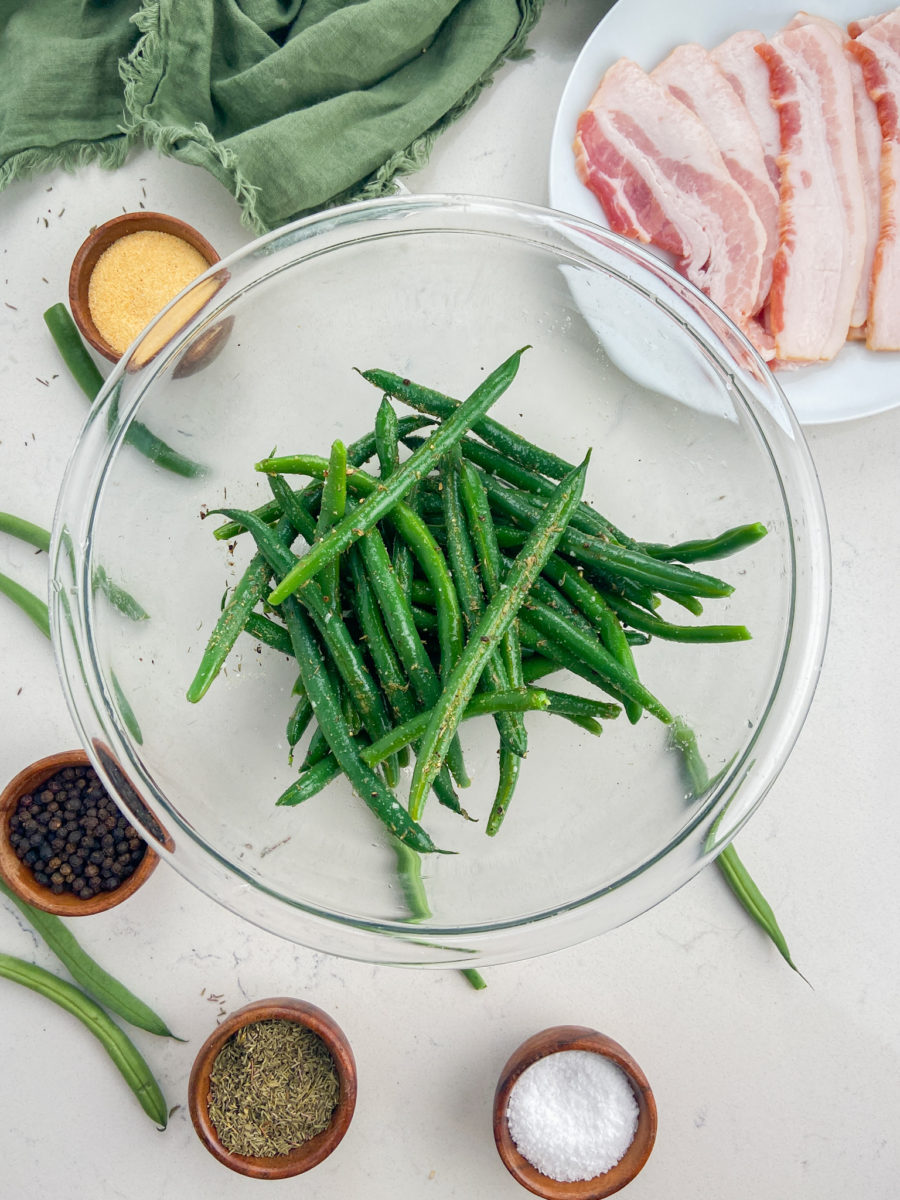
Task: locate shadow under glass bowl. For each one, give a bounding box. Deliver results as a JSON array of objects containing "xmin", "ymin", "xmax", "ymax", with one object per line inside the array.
[{"xmin": 49, "ymin": 195, "xmax": 830, "ymax": 967}]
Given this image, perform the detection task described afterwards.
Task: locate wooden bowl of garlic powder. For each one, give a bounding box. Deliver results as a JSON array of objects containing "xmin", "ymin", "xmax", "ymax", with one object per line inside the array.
[{"xmin": 68, "ymin": 211, "xmax": 222, "ymax": 365}]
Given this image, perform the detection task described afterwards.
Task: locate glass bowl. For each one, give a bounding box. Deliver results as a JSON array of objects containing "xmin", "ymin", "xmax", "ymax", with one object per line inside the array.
[{"xmin": 50, "ymin": 195, "xmax": 830, "ymax": 966}]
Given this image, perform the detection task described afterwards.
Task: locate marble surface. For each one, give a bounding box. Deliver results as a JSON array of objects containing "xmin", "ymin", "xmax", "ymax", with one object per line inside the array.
[{"xmin": 1, "ymin": 4, "xmax": 899, "ymax": 1196}]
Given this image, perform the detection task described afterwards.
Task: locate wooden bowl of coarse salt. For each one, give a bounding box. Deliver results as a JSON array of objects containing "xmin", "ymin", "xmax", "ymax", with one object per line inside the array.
[
  {"xmin": 68, "ymin": 212, "xmax": 222, "ymax": 365},
  {"xmin": 493, "ymin": 1025, "xmax": 657, "ymax": 1199}
]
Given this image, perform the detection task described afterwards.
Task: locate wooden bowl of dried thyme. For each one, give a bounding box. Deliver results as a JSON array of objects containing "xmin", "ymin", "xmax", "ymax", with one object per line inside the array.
[{"xmin": 188, "ymin": 997, "xmax": 357, "ymax": 1179}]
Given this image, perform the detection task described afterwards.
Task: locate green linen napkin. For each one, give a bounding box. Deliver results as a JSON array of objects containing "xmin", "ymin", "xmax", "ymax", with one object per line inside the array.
[{"xmin": 0, "ymin": 0, "xmax": 543, "ymax": 231}]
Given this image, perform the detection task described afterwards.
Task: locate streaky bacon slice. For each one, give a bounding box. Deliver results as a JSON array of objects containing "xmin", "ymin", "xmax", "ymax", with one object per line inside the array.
[
  {"xmin": 849, "ymin": 10, "xmax": 900, "ymax": 348},
  {"xmin": 849, "ymin": 12, "xmax": 892, "ymax": 38},
  {"xmin": 785, "ymin": 12, "xmax": 883, "ymax": 330},
  {"xmin": 757, "ymin": 25, "xmax": 867, "ymax": 361},
  {"xmin": 711, "ymin": 31, "xmax": 783, "ymax": 186},
  {"xmin": 651, "ymin": 42, "xmax": 780, "ymax": 312},
  {"xmin": 573, "ymin": 58, "xmax": 765, "ymax": 331}
]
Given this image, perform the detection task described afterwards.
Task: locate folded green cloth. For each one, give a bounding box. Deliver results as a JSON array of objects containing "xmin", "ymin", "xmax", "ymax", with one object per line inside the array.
[{"xmin": 0, "ymin": 0, "xmax": 543, "ymax": 231}]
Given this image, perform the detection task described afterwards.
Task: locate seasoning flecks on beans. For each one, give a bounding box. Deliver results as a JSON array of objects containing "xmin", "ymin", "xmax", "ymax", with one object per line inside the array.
[{"xmin": 9, "ymin": 765, "xmax": 146, "ymax": 898}]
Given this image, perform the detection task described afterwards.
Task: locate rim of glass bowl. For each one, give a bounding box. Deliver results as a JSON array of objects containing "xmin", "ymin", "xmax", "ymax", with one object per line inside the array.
[{"xmin": 49, "ymin": 194, "xmax": 831, "ymax": 966}]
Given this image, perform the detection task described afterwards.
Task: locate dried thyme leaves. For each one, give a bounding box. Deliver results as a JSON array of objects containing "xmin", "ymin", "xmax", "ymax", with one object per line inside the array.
[{"xmin": 208, "ymin": 1019, "xmax": 340, "ymax": 1156}]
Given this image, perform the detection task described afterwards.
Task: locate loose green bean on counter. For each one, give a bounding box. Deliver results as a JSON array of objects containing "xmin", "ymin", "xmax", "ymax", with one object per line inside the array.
[
  {"xmin": 42, "ymin": 302, "xmax": 207, "ymax": 479},
  {"xmin": 187, "ymin": 348, "xmax": 797, "ymax": 969},
  {"xmin": 0, "ymin": 953, "xmax": 168, "ymax": 1125},
  {"xmin": 0, "ymin": 878, "xmax": 178, "ymax": 1039}
]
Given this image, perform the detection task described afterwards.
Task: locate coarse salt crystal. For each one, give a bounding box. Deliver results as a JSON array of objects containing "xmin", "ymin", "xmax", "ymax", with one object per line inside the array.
[{"xmin": 506, "ymin": 1049, "xmax": 639, "ymax": 1182}]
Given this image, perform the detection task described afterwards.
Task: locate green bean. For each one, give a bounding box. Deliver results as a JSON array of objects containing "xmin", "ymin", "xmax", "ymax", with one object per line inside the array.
[
  {"xmin": 0, "ymin": 570, "xmax": 50, "ymax": 638},
  {"xmin": 301, "ymin": 723, "xmax": 333, "ymax": 772},
  {"xmin": 441, "ymin": 450, "xmax": 527, "ymax": 759},
  {"xmin": 457, "ymin": 461, "xmax": 528, "ymax": 731},
  {"xmin": 315, "ymin": 440, "xmax": 348, "ymax": 614},
  {"xmin": 460, "ymin": 968, "xmax": 487, "ymax": 990},
  {"xmin": 363, "ymin": 687, "xmax": 550, "ymax": 765},
  {"xmin": 286, "ymin": 693, "xmax": 314, "ymax": 760},
  {"xmin": 392, "ymin": 835, "xmax": 432, "ymax": 922},
  {"xmin": 477, "ymin": 472, "xmax": 733, "ymax": 599},
  {"xmin": 244, "ymin": 610, "xmax": 294, "ymax": 655},
  {"xmin": 90, "ymin": 564, "xmax": 150, "ymax": 622},
  {"xmin": 300, "ymin": 578, "xmax": 400, "ymax": 787},
  {"xmin": 42, "ymin": 303, "xmax": 106, "ymax": 399},
  {"xmin": 259, "ymin": 456, "xmax": 466, "ymax": 689},
  {"xmin": 212, "ymin": 416, "xmax": 434, "ymax": 542},
  {"xmin": 599, "ymin": 589, "xmax": 752, "ymax": 643},
  {"xmin": 265, "ymin": 347, "xmax": 528, "ymax": 604},
  {"xmin": 284, "ymin": 755, "xmax": 343, "ymax": 804},
  {"xmin": 346, "ymin": 547, "xmax": 416, "ymax": 727},
  {"xmin": 0, "ymin": 878, "xmax": 178, "ymax": 1038},
  {"xmin": 53, "ymin": 521, "xmax": 149, "ymax": 622},
  {"xmin": 364, "ymin": 368, "xmax": 578, "ymax": 487},
  {"xmin": 279, "ymin": 595, "xmax": 442, "ymax": 853},
  {"xmin": 357, "ymin": 527, "xmax": 469, "ymax": 789},
  {"xmin": 43, "ymin": 303, "xmax": 206, "ymax": 479},
  {"xmin": 267, "ymin": 472, "xmax": 317, "ymax": 543},
  {"xmin": 0, "ymin": 953, "xmax": 168, "ymax": 1126},
  {"xmin": 670, "ymin": 720, "xmax": 804, "ymax": 977},
  {"xmin": 529, "ymin": 553, "xmax": 643, "ymax": 723},
  {"xmin": 375, "ymin": 396, "xmax": 401, "ymax": 479},
  {"xmin": 520, "ymin": 594, "xmax": 671, "ymax": 723},
  {"xmin": 487, "ymin": 747, "xmax": 522, "ymax": 836},
  {"xmin": 405, "ymin": 432, "xmax": 633, "ymax": 548},
  {"xmin": 0, "ymin": 511, "xmax": 52, "ymax": 552},
  {"xmin": 517, "ymin": 619, "xmax": 640, "ymax": 714},
  {"xmin": 344, "ymin": 547, "xmax": 460, "ymax": 807},
  {"xmin": 374, "ymin": 399, "xmax": 415, "ymax": 701},
  {"xmin": 528, "ymin": 571, "xmax": 601, "ymax": 641},
  {"xmin": 212, "ymin": 505, "xmax": 401, "ymax": 786},
  {"xmin": 186, "ymin": 551, "xmax": 273, "ymax": 701},
  {"xmin": 716, "ymin": 844, "xmax": 806, "ymax": 979},
  {"xmin": 407, "ymin": 456, "xmax": 590, "ymax": 820},
  {"xmin": 110, "ymin": 669, "xmax": 144, "ymax": 745},
  {"xmin": 519, "ymin": 652, "xmax": 560, "ymax": 684},
  {"xmin": 537, "ymin": 688, "xmax": 620, "ymax": 720},
  {"xmin": 277, "ymin": 688, "xmax": 553, "ymax": 807},
  {"xmin": 642, "ymin": 522, "xmax": 768, "ymax": 563}
]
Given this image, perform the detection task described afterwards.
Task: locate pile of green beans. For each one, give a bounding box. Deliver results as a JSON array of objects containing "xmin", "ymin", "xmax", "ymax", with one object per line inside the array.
[{"xmin": 189, "ymin": 348, "xmax": 764, "ymax": 854}]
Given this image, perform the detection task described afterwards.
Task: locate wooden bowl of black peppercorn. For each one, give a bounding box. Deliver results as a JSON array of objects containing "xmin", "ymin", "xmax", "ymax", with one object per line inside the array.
[{"xmin": 0, "ymin": 750, "xmax": 158, "ymax": 916}]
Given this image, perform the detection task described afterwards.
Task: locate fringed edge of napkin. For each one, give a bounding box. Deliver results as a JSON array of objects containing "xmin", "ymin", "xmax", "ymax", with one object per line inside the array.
[
  {"xmin": 120, "ymin": 0, "xmax": 545, "ymax": 233},
  {"xmin": 119, "ymin": 1, "xmax": 265, "ymax": 228},
  {"xmin": 0, "ymin": 133, "xmax": 131, "ymax": 194}
]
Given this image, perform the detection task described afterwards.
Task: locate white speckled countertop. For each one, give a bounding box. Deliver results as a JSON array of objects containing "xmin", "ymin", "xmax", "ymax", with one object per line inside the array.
[{"xmin": 1, "ymin": 4, "xmax": 899, "ymax": 1196}]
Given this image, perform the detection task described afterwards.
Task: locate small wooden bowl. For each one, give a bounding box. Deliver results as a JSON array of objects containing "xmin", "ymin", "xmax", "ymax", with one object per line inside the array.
[
  {"xmin": 188, "ymin": 997, "xmax": 357, "ymax": 1179},
  {"xmin": 493, "ymin": 1026, "xmax": 657, "ymax": 1199},
  {"xmin": 68, "ymin": 211, "xmax": 221, "ymax": 362},
  {"xmin": 0, "ymin": 750, "xmax": 158, "ymax": 916}
]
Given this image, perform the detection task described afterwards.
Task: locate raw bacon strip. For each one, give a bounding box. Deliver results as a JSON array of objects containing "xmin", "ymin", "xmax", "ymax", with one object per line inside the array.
[
  {"xmin": 652, "ymin": 42, "xmax": 780, "ymax": 311},
  {"xmin": 573, "ymin": 58, "xmax": 765, "ymax": 330},
  {"xmin": 849, "ymin": 12, "xmax": 892, "ymax": 38},
  {"xmin": 849, "ymin": 10, "xmax": 900, "ymax": 348},
  {"xmin": 711, "ymin": 31, "xmax": 783, "ymax": 186},
  {"xmin": 785, "ymin": 12, "xmax": 883, "ymax": 331},
  {"xmin": 757, "ymin": 25, "xmax": 867, "ymax": 361}
]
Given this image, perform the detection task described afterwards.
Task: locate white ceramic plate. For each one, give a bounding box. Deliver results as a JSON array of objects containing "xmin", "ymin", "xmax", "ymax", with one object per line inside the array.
[{"xmin": 548, "ymin": 0, "xmax": 900, "ymax": 425}]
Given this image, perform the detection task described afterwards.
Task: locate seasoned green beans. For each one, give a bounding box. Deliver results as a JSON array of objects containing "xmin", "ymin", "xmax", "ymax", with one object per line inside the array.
[{"xmin": 190, "ymin": 347, "xmax": 765, "ymax": 917}]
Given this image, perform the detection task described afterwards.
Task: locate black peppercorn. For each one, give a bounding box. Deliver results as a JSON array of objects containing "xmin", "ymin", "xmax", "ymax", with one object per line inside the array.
[{"xmin": 10, "ymin": 765, "xmax": 147, "ymax": 900}]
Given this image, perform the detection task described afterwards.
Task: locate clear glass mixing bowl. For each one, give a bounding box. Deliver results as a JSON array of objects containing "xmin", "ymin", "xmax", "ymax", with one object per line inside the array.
[{"xmin": 50, "ymin": 195, "xmax": 830, "ymax": 966}]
